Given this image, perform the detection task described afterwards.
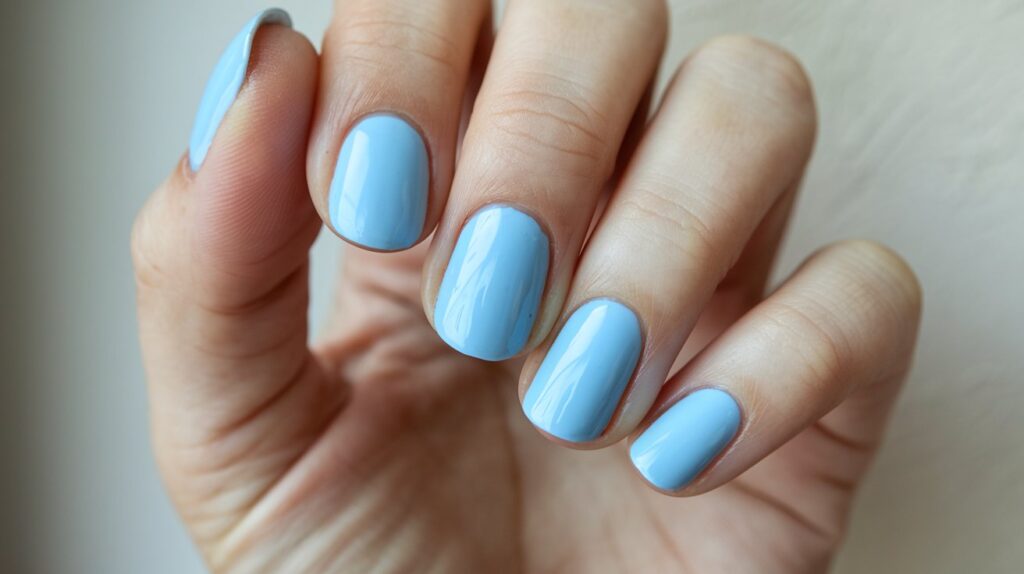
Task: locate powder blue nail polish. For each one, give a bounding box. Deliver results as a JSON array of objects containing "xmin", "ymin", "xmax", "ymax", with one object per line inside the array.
[
  {"xmin": 188, "ymin": 8, "xmax": 291, "ymax": 172},
  {"xmin": 434, "ymin": 206, "xmax": 549, "ymax": 361},
  {"xmin": 630, "ymin": 388, "xmax": 741, "ymax": 491},
  {"xmin": 329, "ymin": 114, "xmax": 430, "ymax": 250},
  {"xmin": 523, "ymin": 299, "xmax": 642, "ymax": 442}
]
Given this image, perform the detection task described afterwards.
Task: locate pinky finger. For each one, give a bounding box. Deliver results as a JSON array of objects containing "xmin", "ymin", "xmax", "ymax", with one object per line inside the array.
[{"xmin": 628, "ymin": 240, "xmax": 922, "ymax": 495}]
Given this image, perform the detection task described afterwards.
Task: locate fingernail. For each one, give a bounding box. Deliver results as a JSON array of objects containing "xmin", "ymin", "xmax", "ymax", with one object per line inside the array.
[
  {"xmin": 188, "ymin": 8, "xmax": 291, "ymax": 172},
  {"xmin": 434, "ymin": 206, "xmax": 549, "ymax": 361},
  {"xmin": 630, "ymin": 388, "xmax": 741, "ymax": 491},
  {"xmin": 523, "ymin": 299, "xmax": 642, "ymax": 443},
  {"xmin": 329, "ymin": 114, "xmax": 430, "ymax": 250}
]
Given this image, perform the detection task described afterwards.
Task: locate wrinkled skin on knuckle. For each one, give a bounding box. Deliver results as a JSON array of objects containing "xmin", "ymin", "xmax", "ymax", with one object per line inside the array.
[
  {"xmin": 684, "ymin": 35, "xmax": 817, "ymax": 142},
  {"xmin": 825, "ymin": 240, "xmax": 924, "ymax": 374},
  {"xmin": 333, "ymin": 3, "xmax": 464, "ymax": 78},
  {"xmin": 833, "ymin": 240, "xmax": 923, "ymax": 321},
  {"xmin": 617, "ymin": 189, "xmax": 725, "ymax": 280},
  {"xmin": 785, "ymin": 240, "xmax": 923, "ymax": 388},
  {"xmin": 581, "ymin": 0, "xmax": 670, "ymax": 44},
  {"xmin": 484, "ymin": 77, "xmax": 616, "ymax": 181},
  {"xmin": 131, "ymin": 183, "xmax": 181, "ymax": 295},
  {"xmin": 763, "ymin": 298, "xmax": 854, "ymax": 400}
]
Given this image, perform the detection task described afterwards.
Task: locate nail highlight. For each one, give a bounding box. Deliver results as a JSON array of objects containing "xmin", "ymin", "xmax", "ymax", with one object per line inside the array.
[
  {"xmin": 188, "ymin": 8, "xmax": 291, "ymax": 172},
  {"xmin": 523, "ymin": 299, "xmax": 642, "ymax": 443},
  {"xmin": 630, "ymin": 388, "xmax": 741, "ymax": 491},
  {"xmin": 329, "ymin": 114, "xmax": 430, "ymax": 250},
  {"xmin": 434, "ymin": 206, "xmax": 549, "ymax": 361}
]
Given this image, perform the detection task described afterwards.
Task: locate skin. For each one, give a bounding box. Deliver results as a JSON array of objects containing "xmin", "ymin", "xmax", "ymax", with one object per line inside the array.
[{"xmin": 133, "ymin": 1, "xmax": 923, "ymax": 572}]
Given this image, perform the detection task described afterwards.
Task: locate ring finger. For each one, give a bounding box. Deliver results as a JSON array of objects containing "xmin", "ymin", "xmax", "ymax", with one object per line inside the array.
[{"xmin": 519, "ymin": 36, "xmax": 818, "ymax": 446}]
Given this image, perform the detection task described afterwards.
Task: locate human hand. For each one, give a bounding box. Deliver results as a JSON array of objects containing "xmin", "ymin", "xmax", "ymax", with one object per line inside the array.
[{"xmin": 133, "ymin": 3, "xmax": 922, "ymax": 572}]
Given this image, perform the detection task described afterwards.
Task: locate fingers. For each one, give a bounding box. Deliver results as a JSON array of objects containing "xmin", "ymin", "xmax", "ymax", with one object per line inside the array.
[
  {"xmin": 629, "ymin": 240, "xmax": 922, "ymax": 494},
  {"xmin": 133, "ymin": 12, "xmax": 330, "ymax": 446},
  {"xmin": 519, "ymin": 36, "xmax": 817, "ymax": 445},
  {"xmin": 307, "ymin": 0, "xmax": 490, "ymax": 251},
  {"xmin": 424, "ymin": 0, "xmax": 668, "ymax": 361}
]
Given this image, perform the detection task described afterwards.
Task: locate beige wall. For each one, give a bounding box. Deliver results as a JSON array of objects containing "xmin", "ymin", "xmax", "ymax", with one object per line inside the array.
[{"xmin": 5, "ymin": 0, "xmax": 1022, "ymax": 572}]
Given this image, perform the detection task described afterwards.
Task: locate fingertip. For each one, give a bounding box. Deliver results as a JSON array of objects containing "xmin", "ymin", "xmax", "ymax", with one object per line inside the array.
[
  {"xmin": 141, "ymin": 10, "xmax": 322, "ymax": 311},
  {"xmin": 187, "ymin": 8, "xmax": 295, "ymax": 173},
  {"xmin": 192, "ymin": 22, "xmax": 320, "ymax": 258}
]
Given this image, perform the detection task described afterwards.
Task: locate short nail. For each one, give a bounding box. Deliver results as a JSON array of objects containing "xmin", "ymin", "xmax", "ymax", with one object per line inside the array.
[
  {"xmin": 434, "ymin": 206, "xmax": 549, "ymax": 361},
  {"xmin": 630, "ymin": 388, "xmax": 741, "ymax": 491},
  {"xmin": 188, "ymin": 8, "xmax": 291, "ymax": 172},
  {"xmin": 523, "ymin": 299, "xmax": 642, "ymax": 443},
  {"xmin": 329, "ymin": 114, "xmax": 430, "ymax": 250}
]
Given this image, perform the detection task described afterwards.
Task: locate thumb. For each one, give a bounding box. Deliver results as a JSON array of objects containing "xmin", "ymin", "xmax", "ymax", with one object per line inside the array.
[{"xmin": 132, "ymin": 10, "xmax": 336, "ymax": 541}]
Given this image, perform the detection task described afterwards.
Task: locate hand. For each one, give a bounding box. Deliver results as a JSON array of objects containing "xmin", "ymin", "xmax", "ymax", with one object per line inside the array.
[{"xmin": 133, "ymin": 2, "xmax": 922, "ymax": 572}]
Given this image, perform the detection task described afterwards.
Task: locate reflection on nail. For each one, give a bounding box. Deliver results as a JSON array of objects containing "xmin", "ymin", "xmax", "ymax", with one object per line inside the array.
[
  {"xmin": 434, "ymin": 205, "xmax": 549, "ymax": 361},
  {"xmin": 329, "ymin": 114, "xmax": 429, "ymax": 250},
  {"xmin": 630, "ymin": 388, "xmax": 741, "ymax": 491},
  {"xmin": 523, "ymin": 299, "xmax": 642, "ymax": 443}
]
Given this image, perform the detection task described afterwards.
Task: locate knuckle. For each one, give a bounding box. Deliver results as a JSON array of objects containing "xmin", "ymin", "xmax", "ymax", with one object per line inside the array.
[
  {"xmin": 618, "ymin": 183, "xmax": 727, "ymax": 277},
  {"xmin": 687, "ymin": 35, "xmax": 816, "ymax": 126},
  {"xmin": 486, "ymin": 79, "xmax": 614, "ymax": 178},
  {"xmin": 548, "ymin": 0, "xmax": 668, "ymax": 42},
  {"xmin": 774, "ymin": 240, "xmax": 923, "ymax": 390},
  {"xmin": 639, "ymin": 0, "xmax": 670, "ymax": 27},
  {"xmin": 337, "ymin": 7, "xmax": 461, "ymax": 77},
  {"xmin": 590, "ymin": 0, "xmax": 669, "ymax": 39},
  {"xmin": 829, "ymin": 240, "xmax": 924, "ymax": 321},
  {"xmin": 130, "ymin": 197, "xmax": 168, "ymax": 292},
  {"xmin": 763, "ymin": 299, "xmax": 852, "ymax": 391}
]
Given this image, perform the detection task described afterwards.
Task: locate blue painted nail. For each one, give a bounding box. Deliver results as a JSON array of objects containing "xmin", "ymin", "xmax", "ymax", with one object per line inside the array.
[
  {"xmin": 523, "ymin": 299, "xmax": 642, "ymax": 443},
  {"xmin": 434, "ymin": 206, "xmax": 549, "ymax": 361},
  {"xmin": 630, "ymin": 388, "xmax": 741, "ymax": 491},
  {"xmin": 329, "ymin": 114, "xmax": 430, "ymax": 250},
  {"xmin": 188, "ymin": 8, "xmax": 291, "ymax": 172}
]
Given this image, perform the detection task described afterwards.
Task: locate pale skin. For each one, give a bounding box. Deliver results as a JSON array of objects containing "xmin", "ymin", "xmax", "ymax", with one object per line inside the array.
[{"xmin": 133, "ymin": 1, "xmax": 923, "ymax": 572}]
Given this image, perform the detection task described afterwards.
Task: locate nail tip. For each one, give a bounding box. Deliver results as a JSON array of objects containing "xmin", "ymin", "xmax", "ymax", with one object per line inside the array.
[
  {"xmin": 629, "ymin": 445, "xmax": 690, "ymax": 492},
  {"xmin": 523, "ymin": 383, "xmax": 605, "ymax": 444},
  {"xmin": 186, "ymin": 8, "xmax": 293, "ymax": 172},
  {"xmin": 261, "ymin": 7, "xmax": 293, "ymax": 29},
  {"xmin": 336, "ymin": 228, "xmax": 419, "ymax": 252},
  {"xmin": 537, "ymin": 422, "xmax": 601, "ymax": 444},
  {"xmin": 434, "ymin": 324, "xmax": 521, "ymax": 362}
]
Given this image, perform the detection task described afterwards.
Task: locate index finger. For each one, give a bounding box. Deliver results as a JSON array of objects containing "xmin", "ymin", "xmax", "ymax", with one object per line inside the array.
[{"xmin": 306, "ymin": 0, "xmax": 489, "ymax": 251}]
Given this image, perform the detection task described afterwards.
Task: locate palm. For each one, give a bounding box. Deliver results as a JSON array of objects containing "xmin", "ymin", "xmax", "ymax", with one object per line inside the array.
[{"xmin": 162, "ymin": 245, "xmax": 869, "ymax": 574}]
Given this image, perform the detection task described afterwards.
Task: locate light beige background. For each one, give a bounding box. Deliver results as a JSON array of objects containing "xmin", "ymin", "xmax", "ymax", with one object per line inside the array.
[{"xmin": 5, "ymin": 0, "xmax": 1022, "ymax": 572}]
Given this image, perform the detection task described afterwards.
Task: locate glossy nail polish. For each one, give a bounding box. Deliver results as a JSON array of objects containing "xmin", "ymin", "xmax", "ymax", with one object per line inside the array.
[
  {"xmin": 188, "ymin": 8, "xmax": 291, "ymax": 172},
  {"xmin": 434, "ymin": 206, "xmax": 549, "ymax": 361},
  {"xmin": 630, "ymin": 388, "xmax": 741, "ymax": 491},
  {"xmin": 329, "ymin": 114, "xmax": 430, "ymax": 250},
  {"xmin": 523, "ymin": 299, "xmax": 642, "ymax": 442}
]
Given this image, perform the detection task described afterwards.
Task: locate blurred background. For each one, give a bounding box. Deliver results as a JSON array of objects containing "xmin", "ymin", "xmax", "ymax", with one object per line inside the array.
[{"xmin": 3, "ymin": 0, "xmax": 1022, "ymax": 572}]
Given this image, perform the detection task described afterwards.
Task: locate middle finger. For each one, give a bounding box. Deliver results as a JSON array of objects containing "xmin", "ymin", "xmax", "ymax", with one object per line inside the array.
[{"xmin": 424, "ymin": 0, "xmax": 667, "ymax": 361}]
